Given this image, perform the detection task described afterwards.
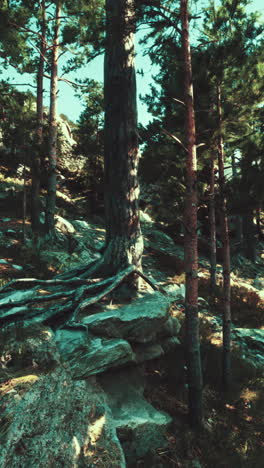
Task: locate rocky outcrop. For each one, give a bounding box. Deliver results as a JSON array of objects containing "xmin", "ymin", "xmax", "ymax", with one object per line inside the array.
[
  {"xmin": 99, "ymin": 368, "xmax": 172, "ymax": 464},
  {"xmin": 0, "ymin": 290, "xmax": 180, "ymax": 466},
  {"xmin": 0, "ymin": 368, "xmax": 126, "ymax": 468},
  {"xmin": 82, "ymin": 292, "xmax": 170, "ymax": 343}
]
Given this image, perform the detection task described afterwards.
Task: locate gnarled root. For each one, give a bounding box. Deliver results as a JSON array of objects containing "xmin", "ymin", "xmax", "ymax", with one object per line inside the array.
[{"xmin": 0, "ymin": 262, "xmax": 165, "ymax": 329}]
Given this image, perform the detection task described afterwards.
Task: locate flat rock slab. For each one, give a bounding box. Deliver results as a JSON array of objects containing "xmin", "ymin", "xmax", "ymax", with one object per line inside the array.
[
  {"xmin": 82, "ymin": 291, "xmax": 171, "ymax": 343},
  {"xmin": 99, "ymin": 368, "xmax": 172, "ymax": 464},
  {"xmin": 0, "ymin": 368, "xmax": 126, "ymax": 468},
  {"xmin": 56, "ymin": 328, "xmax": 135, "ymax": 378}
]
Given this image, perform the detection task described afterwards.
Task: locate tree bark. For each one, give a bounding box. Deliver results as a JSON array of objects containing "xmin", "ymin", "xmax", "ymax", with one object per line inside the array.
[
  {"xmin": 256, "ymin": 205, "xmax": 262, "ymax": 240},
  {"xmin": 103, "ymin": 0, "xmax": 143, "ymax": 281},
  {"xmin": 231, "ymin": 152, "xmax": 243, "ymax": 247},
  {"xmin": 217, "ymin": 83, "xmax": 231, "ymax": 391},
  {"xmin": 31, "ymin": 0, "xmax": 46, "ymax": 239},
  {"xmin": 45, "ymin": 0, "xmax": 60, "ymax": 236},
  {"xmin": 181, "ymin": 0, "xmax": 203, "ymax": 429},
  {"xmin": 242, "ymin": 209, "xmax": 256, "ymax": 262},
  {"xmin": 209, "ymin": 153, "xmax": 217, "ymax": 296}
]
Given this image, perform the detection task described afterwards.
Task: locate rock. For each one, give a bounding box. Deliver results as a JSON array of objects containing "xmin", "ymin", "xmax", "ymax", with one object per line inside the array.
[
  {"xmin": 55, "ymin": 328, "xmax": 135, "ymax": 378},
  {"xmin": 134, "ymin": 342, "xmax": 164, "ymax": 363},
  {"xmin": 0, "ymin": 259, "xmax": 9, "ymax": 264},
  {"xmin": 133, "ymin": 336, "xmax": 180, "ymax": 364},
  {"xmin": 140, "ymin": 211, "xmax": 154, "ymax": 225},
  {"xmin": 11, "ymin": 264, "xmax": 23, "ymax": 271},
  {"xmin": 165, "ymin": 283, "xmax": 185, "ymax": 298},
  {"xmin": 5, "ymin": 229, "xmax": 16, "ymax": 236},
  {"xmin": 55, "ymin": 215, "xmax": 75, "ymax": 234},
  {"xmin": 161, "ymin": 336, "xmax": 181, "ymax": 353},
  {"xmin": 147, "ymin": 229, "xmax": 176, "ymax": 251},
  {"xmin": 99, "ymin": 368, "xmax": 172, "ymax": 464},
  {"xmin": 157, "ymin": 316, "xmax": 181, "ymax": 339},
  {"xmin": 232, "ymin": 328, "xmax": 264, "ymax": 375},
  {"xmin": 82, "ymin": 292, "xmax": 171, "ymax": 344},
  {"xmin": 0, "ymin": 368, "xmax": 126, "ymax": 468},
  {"xmin": 72, "ymin": 219, "xmax": 90, "ymax": 230}
]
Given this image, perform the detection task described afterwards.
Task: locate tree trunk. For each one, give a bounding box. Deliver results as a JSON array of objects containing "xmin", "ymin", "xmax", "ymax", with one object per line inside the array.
[
  {"xmin": 103, "ymin": 0, "xmax": 143, "ymax": 281},
  {"xmin": 22, "ymin": 161, "xmax": 27, "ymax": 244},
  {"xmin": 217, "ymin": 83, "xmax": 231, "ymax": 391},
  {"xmin": 256, "ymin": 205, "xmax": 262, "ymax": 240},
  {"xmin": 31, "ymin": 0, "xmax": 46, "ymax": 240},
  {"xmin": 209, "ymin": 153, "xmax": 217, "ymax": 296},
  {"xmin": 45, "ymin": 0, "xmax": 60, "ymax": 236},
  {"xmin": 181, "ymin": 0, "xmax": 203, "ymax": 429},
  {"xmin": 242, "ymin": 209, "xmax": 256, "ymax": 262},
  {"xmin": 231, "ymin": 152, "xmax": 243, "ymax": 246}
]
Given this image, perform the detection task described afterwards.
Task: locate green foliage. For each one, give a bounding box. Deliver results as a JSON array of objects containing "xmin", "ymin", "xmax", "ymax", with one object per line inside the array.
[
  {"xmin": 0, "ymin": 80, "xmax": 36, "ymax": 166},
  {"xmin": 74, "ymin": 80, "xmax": 104, "ymax": 197}
]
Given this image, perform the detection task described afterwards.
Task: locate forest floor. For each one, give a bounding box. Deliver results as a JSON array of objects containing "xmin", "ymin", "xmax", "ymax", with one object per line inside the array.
[{"xmin": 0, "ymin": 173, "xmax": 264, "ymax": 468}]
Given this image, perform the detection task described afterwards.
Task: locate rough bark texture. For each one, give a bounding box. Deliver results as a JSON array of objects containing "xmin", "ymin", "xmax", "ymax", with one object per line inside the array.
[
  {"xmin": 217, "ymin": 83, "xmax": 231, "ymax": 390},
  {"xmin": 31, "ymin": 0, "xmax": 46, "ymax": 238},
  {"xmin": 45, "ymin": 1, "xmax": 60, "ymax": 235},
  {"xmin": 181, "ymin": 0, "xmax": 203, "ymax": 428},
  {"xmin": 103, "ymin": 0, "xmax": 143, "ymax": 279},
  {"xmin": 209, "ymin": 153, "xmax": 217, "ymax": 296}
]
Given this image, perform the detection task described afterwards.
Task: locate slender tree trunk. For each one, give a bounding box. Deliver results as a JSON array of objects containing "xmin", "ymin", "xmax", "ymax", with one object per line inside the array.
[
  {"xmin": 242, "ymin": 209, "xmax": 256, "ymax": 262},
  {"xmin": 209, "ymin": 152, "xmax": 217, "ymax": 296},
  {"xmin": 181, "ymin": 0, "xmax": 203, "ymax": 429},
  {"xmin": 31, "ymin": 0, "xmax": 46, "ymax": 240},
  {"xmin": 22, "ymin": 161, "xmax": 27, "ymax": 244},
  {"xmin": 217, "ymin": 83, "xmax": 231, "ymax": 391},
  {"xmin": 102, "ymin": 0, "xmax": 143, "ymax": 282},
  {"xmin": 231, "ymin": 152, "xmax": 243, "ymax": 246},
  {"xmin": 45, "ymin": 0, "xmax": 60, "ymax": 236},
  {"xmin": 256, "ymin": 205, "xmax": 262, "ymax": 240}
]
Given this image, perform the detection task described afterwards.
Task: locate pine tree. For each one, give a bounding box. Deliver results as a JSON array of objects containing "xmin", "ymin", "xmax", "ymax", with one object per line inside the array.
[
  {"xmin": 45, "ymin": 0, "xmax": 61, "ymax": 237},
  {"xmin": 181, "ymin": 0, "xmax": 203, "ymax": 429}
]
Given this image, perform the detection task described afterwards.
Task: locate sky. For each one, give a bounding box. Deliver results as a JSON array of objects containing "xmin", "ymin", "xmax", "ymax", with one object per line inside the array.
[{"xmin": 1, "ymin": 0, "xmax": 263, "ymax": 126}]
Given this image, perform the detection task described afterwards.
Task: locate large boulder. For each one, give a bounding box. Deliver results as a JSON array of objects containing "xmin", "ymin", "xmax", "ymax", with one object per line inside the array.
[
  {"xmin": 99, "ymin": 368, "xmax": 172, "ymax": 464},
  {"xmin": 82, "ymin": 292, "xmax": 171, "ymax": 344},
  {"xmin": 0, "ymin": 368, "xmax": 126, "ymax": 468}
]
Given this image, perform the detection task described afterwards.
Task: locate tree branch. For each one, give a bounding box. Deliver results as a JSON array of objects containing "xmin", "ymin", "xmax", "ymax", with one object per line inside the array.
[{"xmin": 162, "ymin": 128, "xmax": 188, "ymax": 153}]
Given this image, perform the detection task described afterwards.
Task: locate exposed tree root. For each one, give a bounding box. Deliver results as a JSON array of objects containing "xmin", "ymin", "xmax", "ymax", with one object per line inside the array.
[{"xmin": 0, "ymin": 261, "xmax": 166, "ymax": 329}]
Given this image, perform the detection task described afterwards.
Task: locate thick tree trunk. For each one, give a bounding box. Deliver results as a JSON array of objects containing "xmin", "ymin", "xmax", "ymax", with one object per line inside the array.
[
  {"xmin": 103, "ymin": 0, "xmax": 143, "ymax": 280},
  {"xmin": 31, "ymin": 0, "xmax": 46, "ymax": 239},
  {"xmin": 209, "ymin": 153, "xmax": 217, "ymax": 296},
  {"xmin": 181, "ymin": 0, "xmax": 203, "ymax": 429},
  {"xmin": 45, "ymin": 1, "xmax": 60, "ymax": 236},
  {"xmin": 217, "ymin": 83, "xmax": 231, "ymax": 390}
]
